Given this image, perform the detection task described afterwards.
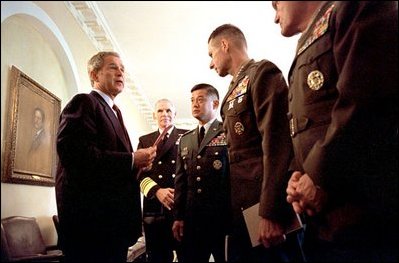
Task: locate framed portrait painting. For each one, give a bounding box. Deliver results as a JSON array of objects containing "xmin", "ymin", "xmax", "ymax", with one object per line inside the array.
[{"xmin": 1, "ymin": 66, "xmax": 61, "ymax": 186}]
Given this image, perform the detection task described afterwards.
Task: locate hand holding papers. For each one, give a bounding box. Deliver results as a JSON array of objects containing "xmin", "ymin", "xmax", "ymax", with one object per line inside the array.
[
  {"xmin": 153, "ymin": 125, "xmax": 173, "ymax": 148},
  {"xmin": 242, "ymin": 202, "xmax": 303, "ymax": 247},
  {"xmin": 136, "ymin": 125, "xmax": 172, "ymax": 179}
]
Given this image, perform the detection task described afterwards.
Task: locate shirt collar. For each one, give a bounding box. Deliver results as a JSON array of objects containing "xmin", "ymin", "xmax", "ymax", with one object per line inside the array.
[
  {"xmin": 200, "ymin": 117, "xmax": 217, "ymax": 134},
  {"xmin": 93, "ymin": 89, "xmax": 114, "ymax": 109},
  {"xmin": 159, "ymin": 125, "xmax": 174, "ymax": 137}
]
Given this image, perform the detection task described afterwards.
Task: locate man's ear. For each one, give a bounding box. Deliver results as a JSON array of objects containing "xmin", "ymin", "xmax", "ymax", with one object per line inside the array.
[
  {"xmin": 221, "ymin": 39, "xmax": 229, "ymax": 52},
  {"xmin": 90, "ymin": 71, "xmax": 98, "ymax": 84},
  {"xmin": 213, "ymin": 99, "xmax": 220, "ymax": 110}
]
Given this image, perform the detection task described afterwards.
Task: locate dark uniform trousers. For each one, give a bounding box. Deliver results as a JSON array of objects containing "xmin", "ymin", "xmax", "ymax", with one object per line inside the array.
[
  {"xmin": 137, "ymin": 128, "xmax": 187, "ymax": 262},
  {"xmin": 174, "ymin": 120, "xmax": 231, "ymax": 262}
]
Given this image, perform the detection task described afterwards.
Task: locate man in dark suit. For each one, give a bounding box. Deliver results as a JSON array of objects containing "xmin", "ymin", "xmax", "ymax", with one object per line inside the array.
[
  {"xmin": 208, "ymin": 24, "xmax": 303, "ymax": 262},
  {"xmin": 173, "ymin": 83, "xmax": 231, "ymax": 262},
  {"xmin": 55, "ymin": 51, "xmax": 157, "ymax": 262},
  {"xmin": 27, "ymin": 107, "xmax": 51, "ymax": 174},
  {"xmin": 273, "ymin": 1, "xmax": 398, "ymax": 261},
  {"xmin": 137, "ymin": 98, "xmax": 187, "ymax": 262}
]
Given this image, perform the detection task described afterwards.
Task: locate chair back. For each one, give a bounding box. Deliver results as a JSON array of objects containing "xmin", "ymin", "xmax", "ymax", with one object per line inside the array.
[{"xmin": 1, "ymin": 216, "xmax": 63, "ymax": 262}]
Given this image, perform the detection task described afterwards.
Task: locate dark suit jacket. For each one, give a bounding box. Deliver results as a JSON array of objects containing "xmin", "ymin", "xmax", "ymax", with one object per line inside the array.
[
  {"xmin": 174, "ymin": 120, "xmax": 231, "ymax": 230},
  {"xmin": 221, "ymin": 59, "xmax": 294, "ymax": 225},
  {"xmin": 55, "ymin": 90, "xmax": 142, "ymax": 249},
  {"xmin": 288, "ymin": 1, "xmax": 398, "ymax": 242},
  {"xmin": 137, "ymin": 127, "xmax": 188, "ymax": 216}
]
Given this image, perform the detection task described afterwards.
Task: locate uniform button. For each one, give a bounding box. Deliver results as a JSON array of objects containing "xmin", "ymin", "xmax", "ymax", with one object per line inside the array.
[
  {"xmin": 158, "ymin": 161, "xmax": 162, "ymax": 165},
  {"xmin": 171, "ymin": 160, "xmax": 175, "ymax": 164},
  {"xmin": 215, "ymin": 152, "xmax": 219, "ymax": 155},
  {"xmin": 197, "ymin": 189, "xmax": 202, "ymax": 194},
  {"xmin": 196, "ymin": 166, "xmax": 201, "ymax": 170},
  {"xmin": 172, "ymin": 174, "xmax": 176, "ymax": 178},
  {"xmin": 196, "ymin": 177, "xmax": 201, "ymax": 182},
  {"xmin": 158, "ymin": 175, "xmax": 163, "ymax": 179},
  {"xmin": 197, "ymin": 155, "xmax": 201, "ymax": 159}
]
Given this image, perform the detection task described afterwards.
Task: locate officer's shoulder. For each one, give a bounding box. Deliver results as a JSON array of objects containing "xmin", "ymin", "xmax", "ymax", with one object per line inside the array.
[
  {"xmin": 251, "ymin": 59, "xmax": 282, "ymax": 75},
  {"xmin": 256, "ymin": 59, "xmax": 279, "ymax": 69},
  {"xmin": 181, "ymin": 129, "xmax": 195, "ymax": 138},
  {"xmin": 139, "ymin": 130, "xmax": 157, "ymax": 140},
  {"xmin": 176, "ymin": 128, "xmax": 189, "ymax": 134}
]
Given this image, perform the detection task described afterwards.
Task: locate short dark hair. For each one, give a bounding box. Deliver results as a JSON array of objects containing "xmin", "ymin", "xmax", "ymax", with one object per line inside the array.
[
  {"xmin": 208, "ymin": 23, "xmax": 247, "ymax": 49},
  {"xmin": 191, "ymin": 83, "xmax": 219, "ymax": 100}
]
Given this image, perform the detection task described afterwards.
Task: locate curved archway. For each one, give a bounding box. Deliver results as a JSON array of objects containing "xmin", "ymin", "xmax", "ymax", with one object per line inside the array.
[{"xmin": 1, "ymin": 1, "xmax": 80, "ymax": 96}]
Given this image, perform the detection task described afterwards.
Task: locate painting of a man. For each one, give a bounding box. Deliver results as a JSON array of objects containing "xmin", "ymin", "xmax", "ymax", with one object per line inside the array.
[
  {"xmin": 3, "ymin": 66, "xmax": 60, "ymax": 186},
  {"xmin": 26, "ymin": 106, "xmax": 51, "ymax": 175},
  {"xmin": 29, "ymin": 107, "xmax": 47, "ymax": 153}
]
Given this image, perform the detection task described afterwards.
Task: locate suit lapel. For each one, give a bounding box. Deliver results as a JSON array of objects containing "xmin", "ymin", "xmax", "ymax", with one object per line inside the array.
[{"xmin": 90, "ymin": 91, "xmax": 132, "ymax": 151}]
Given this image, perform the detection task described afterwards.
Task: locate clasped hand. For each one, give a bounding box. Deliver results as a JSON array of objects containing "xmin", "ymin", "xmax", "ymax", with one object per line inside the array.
[{"xmin": 286, "ymin": 171, "xmax": 327, "ymax": 216}]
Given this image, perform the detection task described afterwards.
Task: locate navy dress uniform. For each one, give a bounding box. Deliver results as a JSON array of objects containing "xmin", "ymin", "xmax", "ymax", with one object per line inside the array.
[
  {"xmin": 174, "ymin": 120, "xmax": 231, "ymax": 262},
  {"xmin": 137, "ymin": 127, "xmax": 187, "ymax": 262},
  {"xmin": 287, "ymin": 1, "xmax": 398, "ymax": 261}
]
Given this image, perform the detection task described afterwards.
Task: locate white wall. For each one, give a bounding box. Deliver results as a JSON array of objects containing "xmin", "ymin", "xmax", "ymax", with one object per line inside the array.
[
  {"xmin": 1, "ymin": 1, "xmax": 81, "ymax": 246},
  {"xmin": 1, "ymin": 1, "xmax": 150, "ymax": 246}
]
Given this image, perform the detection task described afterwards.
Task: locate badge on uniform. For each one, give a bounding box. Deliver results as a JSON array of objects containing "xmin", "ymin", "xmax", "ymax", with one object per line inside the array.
[
  {"xmin": 307, "ymin": 70, "xmax": 324, "ymax": 90},
  {"xmin": 228, "ymin": 99, "xmax": 235, "ymax": 110},
  {"xmin": 208, "ymin": 133, "xmax": 227, "ymax": 146},
  {"xmin": 234, "ymin": 122, "xmax": 244, "ymax": 135},
  {"xmin": 297, "ymin": 4, "xmax": 335, "ymax": 55},
  {"xmin": 227, "ymin": 75, "xmax": 249, "ymax": 102},
  {"xmin": 181, "ymin": 147, "xmax": 188, "ymax": 157},
  {"xmin": 213, "ymin": 160, "xmax": 222, "ymax": 170}
]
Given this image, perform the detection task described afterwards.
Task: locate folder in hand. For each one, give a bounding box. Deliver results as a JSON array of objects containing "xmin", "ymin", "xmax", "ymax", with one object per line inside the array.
[{"xmin": 242, "ymin": 202, "xmax": 303, "ymax": 247}]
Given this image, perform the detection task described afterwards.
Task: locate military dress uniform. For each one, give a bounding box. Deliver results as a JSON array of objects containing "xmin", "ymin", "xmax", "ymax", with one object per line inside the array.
[
  {"xmin": 137, "ymin": 127, "xmax": 187, "ymax": 262},
  {"xmin": 221, "ymin": 59, "xmax": 300, "ymax": 262},
  {"xmin": 288, "ymin": 1, "xmax": 398, "ymax": 261},
  {"xmin": 174, "ymin": 120, "xmax": 230, "ymax": 262}
]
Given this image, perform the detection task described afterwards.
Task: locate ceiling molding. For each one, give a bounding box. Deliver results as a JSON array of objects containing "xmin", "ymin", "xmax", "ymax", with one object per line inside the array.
[
  {"xmin": 64, "ymin": 1, "xmax": 157, "ymax": 129},
  {"xmin": 64, "ymin": 1, "xmax": 199, "ymax": 131}
]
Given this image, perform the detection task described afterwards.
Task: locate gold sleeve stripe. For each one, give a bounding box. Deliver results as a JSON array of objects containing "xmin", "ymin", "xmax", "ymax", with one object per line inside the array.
[{"xmin": 140, "ymin": 177, "xmax": 158, "ymax": 197}]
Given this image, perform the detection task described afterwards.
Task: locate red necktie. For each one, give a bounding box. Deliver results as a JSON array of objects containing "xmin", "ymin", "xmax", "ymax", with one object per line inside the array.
[
  {"xmin": 157, "ymin": 133, "xmax": 169, "ymax": 151},
  {"xmin": 113, "ymin": 104, "xmax": 131, "ymax": 146}
]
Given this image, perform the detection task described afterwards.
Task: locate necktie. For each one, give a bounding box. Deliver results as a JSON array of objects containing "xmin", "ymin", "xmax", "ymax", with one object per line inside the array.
[
  {"xmin": 198, "ymin": 126, "xmax": 205, "ymax": 146},
  {"xmin": 113, "ymin": 104, "xmax": 131, "ymax": 145},
  {"xmin": 157, "ymin": 133, "xmax": 168, "ymax": 151}
]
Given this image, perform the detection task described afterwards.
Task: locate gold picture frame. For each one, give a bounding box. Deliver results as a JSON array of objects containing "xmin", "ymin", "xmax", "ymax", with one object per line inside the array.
[{"xmin": 1, "ymin": 66, "xmax": 61, "ymax": 186}]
